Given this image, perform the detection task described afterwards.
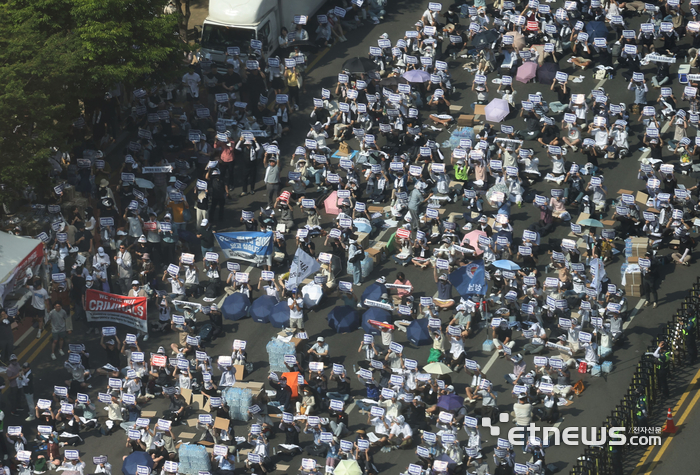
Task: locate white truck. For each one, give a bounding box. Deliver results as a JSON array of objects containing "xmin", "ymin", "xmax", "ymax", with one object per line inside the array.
[{"xmin": 200, "ymin": 0, "xmax": 327, "ymax": 62}]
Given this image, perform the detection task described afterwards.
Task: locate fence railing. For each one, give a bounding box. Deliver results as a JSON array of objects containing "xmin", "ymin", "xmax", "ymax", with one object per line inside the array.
[{"xmin": 568, "ymin": 276, "xmax": 700, "ymax": 474}]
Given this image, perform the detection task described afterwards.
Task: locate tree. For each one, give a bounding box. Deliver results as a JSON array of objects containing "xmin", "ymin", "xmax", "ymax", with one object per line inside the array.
[
  {"xmin": 171, "ymin": 0, "xmax": 192, "ymax": 41},
  {"xmin": 0, "ymin": 0, "xmax": 186, "ymax": 204}
]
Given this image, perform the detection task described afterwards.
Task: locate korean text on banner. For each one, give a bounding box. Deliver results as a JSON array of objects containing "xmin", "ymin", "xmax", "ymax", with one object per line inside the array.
[{"xmin": 214, "ymin": 231, "xmax": 273, "ymax": 266}]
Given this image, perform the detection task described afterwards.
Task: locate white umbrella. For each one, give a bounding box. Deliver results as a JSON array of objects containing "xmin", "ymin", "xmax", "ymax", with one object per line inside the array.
[{"xmin": 134, "ymin": 178, "xmax": 154, "ymax": 189}]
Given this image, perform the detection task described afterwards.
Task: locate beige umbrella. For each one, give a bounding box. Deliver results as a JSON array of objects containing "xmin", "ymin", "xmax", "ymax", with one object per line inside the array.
[
  {"xmin": 423, "ymin": 362, "xmax": 453, "ymax": 375},
  {"xmin": 334, "ymin": 460, "xmax": 362, "ymax": 475},
  {"xmin": 505, "ymin": 31, "xmax": 526, "ymax": 51}
]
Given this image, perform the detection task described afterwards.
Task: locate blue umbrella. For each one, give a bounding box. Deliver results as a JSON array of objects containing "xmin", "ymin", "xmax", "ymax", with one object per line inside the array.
[
  {"xmin": 270, "ymin": 301, "xmax": 291, "ymax": 328},
  {"xmin": 585, "ymin": 21, "xmax": 607, "ymax": 43},
  {"xmin": 492, "ymin": 260, "xmax": 521, "ymax": 271},
  {"xmin": 361, "ymin": 283, "xmax": 388, "ymax": 304},
  {"xmin": 122, "ymin": 452, "xmax": 153, "ymax": 475},
  {"xmin": 221, "ymin": 293, "xmax": 250, "ymax": 321},
  {"xmin": 328, "ymin": 306, "xmax": 361, "ymax": 333},
  {"xmin": 407, "ymin": 318, "xmax": 432, "ymax": 345},
  {"xmin": 249, "ymin": 295, "xmax": 277, "ymax": 323},
  {"xmin": 361, "ymin": 307, "xmax": 392, "ymax": 335}
]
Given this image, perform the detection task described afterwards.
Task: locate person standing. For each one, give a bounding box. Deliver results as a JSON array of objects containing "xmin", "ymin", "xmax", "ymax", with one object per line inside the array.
[
  {"xmin": 26, "ymin": 279, "xmax": 49, "ymax": 339},
  {"xmin": 263, "ymin": 152, "xmax": 280, "ymax": 209},
  {"xmin": 214, "ymin": 134, "xmax": 235, "ymax": 192},
  {"xmin": 6, "ymin": 354, "xmax": 23, "ymax": 417},
  {"xmin": 114, "ymin": 243, "xmax": 133, "ymax": 295},
  {"xmin": 640, "ymin": 257, "xmax": 659, "ymax": 309},
  {"xmin": 347, "ymin": 238, "xmax": 364, "ymax": 286},
  {"xmin": 235, "ymin": 136, "xmax": 261, "ymax": 196},
  {"xmin": 288, "ymin": 290, "xmax": 305, "ymax": 331},
  {"xmin": 20, "ymin": 362, "xmax": 34, "ymax": 422},
  {"xmin": 208, "ymin": 169, "xmax": 227, "ymax": 222},
  {"xmin": 0, "ymin": 309, "xmax": 15, "ymax": 363},
  {"xmin": 197, "ymin": 219, "xmax": 216, "ymax": 259},
  {"xmin": 47, "ymin": 303, "xmax": 68, "ymax": 361}
]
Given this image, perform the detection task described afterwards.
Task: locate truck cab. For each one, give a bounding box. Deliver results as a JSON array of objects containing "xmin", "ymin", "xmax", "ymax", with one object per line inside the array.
[{"xmin": 200, "ymin": 0, "xmax": 279, "ymax": 63}]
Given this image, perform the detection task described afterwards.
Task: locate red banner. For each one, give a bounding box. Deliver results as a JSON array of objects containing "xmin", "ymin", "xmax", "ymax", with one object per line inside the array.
[{"xmin": 85, "ymin": 289, "xmax": 147, "ymax": 332}]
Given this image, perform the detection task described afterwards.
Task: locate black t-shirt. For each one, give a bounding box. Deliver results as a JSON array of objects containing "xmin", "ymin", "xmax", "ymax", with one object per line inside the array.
[
  {"xmin": 222, "ymin": 71, "xmax": 242, "ymax": 90},
  {"xmin": 494, "ymin": 326, "xmax": 512, "ymax": 341},
  {"xmin": 200, "ymin": 229, "xmax": 215, "ymax": 248}
]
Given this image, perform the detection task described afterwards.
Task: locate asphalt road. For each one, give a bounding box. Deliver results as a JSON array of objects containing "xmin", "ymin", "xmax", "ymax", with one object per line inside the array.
[{"xmin": 8, "ymin": 0, "xmax": 700, "ymax": 474}]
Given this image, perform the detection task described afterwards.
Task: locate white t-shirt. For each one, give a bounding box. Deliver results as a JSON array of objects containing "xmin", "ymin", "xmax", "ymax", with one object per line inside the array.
[
  {"xmin": 30, "ymin": 287, "xmax": 49, "ymax": 310},
  {"xmin": 288, "ymin": 298, "xmax": 304, "ymax": 320},
  {"xmin": 169, "ymin": 277, "xmax": 185, "ymax": 295}
]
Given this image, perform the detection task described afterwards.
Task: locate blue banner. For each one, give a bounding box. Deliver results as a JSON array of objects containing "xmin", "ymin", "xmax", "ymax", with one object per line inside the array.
[
  {"xmin": 215, "ymin": 231, "xmax": 273, "ymax": 266},
  {"xmin": 448, "ymin": 261, "xmax": 487, "ymax": 296}
]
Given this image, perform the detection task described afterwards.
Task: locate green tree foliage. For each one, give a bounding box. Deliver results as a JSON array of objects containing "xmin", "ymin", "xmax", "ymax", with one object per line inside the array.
[{"xmin": 0, "ymin": 0, "xmax": 185, "ymax": 202}]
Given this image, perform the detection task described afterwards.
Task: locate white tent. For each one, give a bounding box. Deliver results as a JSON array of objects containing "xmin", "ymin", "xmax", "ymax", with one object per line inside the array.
[{"xmin": 0, "ymin": 232, "xmax": 45, "ymax": 305}]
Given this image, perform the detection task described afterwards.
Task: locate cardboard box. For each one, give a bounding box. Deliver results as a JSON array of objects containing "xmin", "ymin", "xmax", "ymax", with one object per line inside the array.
[
  {"xmin": 474, "ymin": 104, "xmax": 486, "ymax": 115},
  {"xmin": 368, "ymin": 205, "xmax": 385, "ymax": 213},
  {"xmin": 367, "ymin": 247, "xmax": 383, "ymax": 264},
  {"xmin": 234, "ymin": 364, "xmax": 246, "ymax": 381},
  {"xmin": 625, "ymin": 282, "xmax": 641, "ymax": 297},
  {"xmin": 356, "ymin": 232, "xmax": 370, "ymax": 248},
  {"xmin": 627, "ymin": 256, "xmax": 639, "ymax": 264},
  {"xmin": 449, "ymin": 105, "xmax": 464, "ymax": 113},
  {"xmin": 458, "ymin": 114, "xmax": 478, "ymax": 126},
  {"xmin": 636, "ymin": 191, "xmax": 649, "ymax": 206},
  {"xmin": 629, "ymin": 237, "xmax": 648, "ymax": 257}
]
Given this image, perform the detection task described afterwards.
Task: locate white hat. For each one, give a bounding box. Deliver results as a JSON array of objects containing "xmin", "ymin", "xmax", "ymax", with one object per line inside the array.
[
  {"xmin": 131, "ymin": 280, "xmax": 140, "ymax": 286},
  {"xmin": 201, "ymin": 218, "xmax": 209, "ymax": 227},
  {"xmin": 98, "ymin": 247, "xmax": 105, "ymax": 256}
]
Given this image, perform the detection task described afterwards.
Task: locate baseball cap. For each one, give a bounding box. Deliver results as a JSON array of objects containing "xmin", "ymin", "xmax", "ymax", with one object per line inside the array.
[
  {"xmin": 131, "ymin": 280, "xmax": 140, "ymax": 286},
  {"xmin": 9, "ymin": 354, "xmax": 17, "ymax": 361},
  {"xmin": 317, "ymin": 337, "xmax": 324, "ymax": 342},
  {"xmin": 201, "ymin": 218, "xmax": 209, "ymax": 227},
  {"xmin": 97, "ymin": 247, "xmax": 105, "ymax": 256}
]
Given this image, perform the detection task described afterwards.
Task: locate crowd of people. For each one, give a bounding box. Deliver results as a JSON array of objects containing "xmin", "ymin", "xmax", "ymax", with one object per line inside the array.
[{"xmin": 4, "ymin": 0, "xmax": 700, "ymax": 474}]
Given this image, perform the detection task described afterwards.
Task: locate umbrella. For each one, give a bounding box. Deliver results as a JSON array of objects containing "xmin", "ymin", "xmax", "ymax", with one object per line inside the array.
[
  {"xmin": 134, "ymin": 178, "xmax": 154, "ymax": 189},
  {"xmin": 328, "ymin": 306, "xmax": 361, "ymax": 333},
  {"xmin": 579, "ymin": 218, "xmax": 604, "ymax": 228},
  {"xmin": 334, "ymin": 460, "xmax": 363, "ymax": 475},
  {"xmin": 493, "ymin": 260, "xmax": 521, "ymax": 271},
  {"xmin": 270, "ymin": 301, "xmax": 291, "ymax": 328},
  {"xmin": 585, "ymin": 21, "xmax": 608, "ymax": 43},
  {"xmin": 516, "ymin": 62, "xmax": 538, "ymax": 83},
  {"xmin": 486, "ymin": 183, "xmax": 509, "ymax": 203},
  {"xmin": 361, "ymin": 282, "xmax": 388, "ymax": 303},
  {"xmin": 362, "ymin": 307, "xmax": 392, "ymax": 335},
  {"xmin": 537, "ymin": 62, "xmax": 560, "ymax": 85},
  {"xmin": 407, "ymin": 318, "xmax": 432, "ymax": 345},
  {"xmin": 249, "ymin": 295, "xmax": 277, "ymax": 323},
  {"xmin": 472, "ymin": 30, "xmax": 500, "ymax": 51},
  {"xmin": 505, "ymin": 31, "xmax": 526, "ymax": 50},
  {"xmin": 437, "ymin": 394, "xmax": 465, "ymax": 412},
  {"xmin": 484, "ymin": 98, "xmax": 510, "ymax": 122},
  {"xmin": 281, "ymin": 372, "xmax": 304, "ymax": 397},
  {"xmin": 343, "ymin": 57, "xmax": 378, "ymax": 74},
  {"xmin": 402, "ymin": 69, "xmax": 431, "ymax": 83},
  {"xmin": 122, "ymin": 452, "xmax": 153, "ymax": 475},
  {"xmin": 436, "ymin": 453, "xmax": 459, "ymax": 470},
  {"xmin": 461, "ymin": 230, "xmax": 487, "ymax": 255},
  {"xmin": 354, "ymin": 218, "xmax": 372, "ymax": 233},
  {"xmin": 380, "ymin": 76, "xmax": 408, "ymax": 86},
  {"xmin": 324, "ymin": 190, "xmax": 340, "ymax": 215},
  {"xmin": 221, "ymin": 293, "xmax": 250, "ymax": 321},
  {"xmin": 302, "ymin": 283, "xmax": 323, "ymax": 308},
  {"xmin": 423, "ymin": 362, "xmax": 453, "ymax": 375}
]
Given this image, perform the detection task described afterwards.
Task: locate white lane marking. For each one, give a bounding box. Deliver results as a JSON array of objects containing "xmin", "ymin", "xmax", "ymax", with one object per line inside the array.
[{"xmin": 623, "ymin": 298, "xmax": 647, "ymax": 330}]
